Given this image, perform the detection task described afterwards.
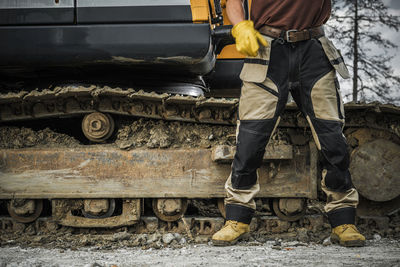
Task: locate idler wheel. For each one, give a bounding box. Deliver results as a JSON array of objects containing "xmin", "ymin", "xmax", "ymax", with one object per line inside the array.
[
  {"xmin": 350, "ymin": 139, "xmax": 400, "ymax": 202},
  {"xmin": 82, "ymin": 112, "xmax": 115, "ymax": 142},
  {"xmin": 152, "ymin": 198, "xmax": 188, "ymax": 222},
  {"xmin": 272, "ymin": 198, "xmax": 306, "ymax": 222},
  {"xmin": 7, "ymin": 199, "xmax": 43, "ymax": 223},
  {"xmin": 82, "ymin": 199, "xmax": 116, "ymax": 219}
]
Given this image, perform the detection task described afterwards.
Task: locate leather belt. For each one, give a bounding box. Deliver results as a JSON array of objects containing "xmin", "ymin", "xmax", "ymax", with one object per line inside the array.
[{"xmin": 258, "ymin": 25, "xmax": 325, "ymax": 43}]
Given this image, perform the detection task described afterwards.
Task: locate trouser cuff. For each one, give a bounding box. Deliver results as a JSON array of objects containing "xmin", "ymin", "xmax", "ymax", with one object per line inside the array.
[
  {"xmin": 225, "ymin": 204, "xmax": 254, "ymax": 224},
  {"xmin": 327, "ymin": 207, "xmax": 356, "ymax": 228}
]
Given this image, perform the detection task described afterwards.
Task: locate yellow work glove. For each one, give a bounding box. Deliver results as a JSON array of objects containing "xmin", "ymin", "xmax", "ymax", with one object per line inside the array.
[{"xmin": 231, "ymin": 20, "xmax": 268, "ymax": 57}]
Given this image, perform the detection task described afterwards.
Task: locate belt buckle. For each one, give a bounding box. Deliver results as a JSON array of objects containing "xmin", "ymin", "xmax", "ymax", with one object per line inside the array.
[{"xmin": 286, "ymin": 29, "xmax": 298, "ymax": 43}]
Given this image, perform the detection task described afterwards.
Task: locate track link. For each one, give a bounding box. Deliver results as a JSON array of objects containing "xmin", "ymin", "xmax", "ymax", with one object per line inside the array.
[
  {"xmin": 1, "ymin": 85, "xmax": 399, "ymax": 137},
  {"xmin": 0, "ymin": 85, "xmax": 238, "ymax": 125}
]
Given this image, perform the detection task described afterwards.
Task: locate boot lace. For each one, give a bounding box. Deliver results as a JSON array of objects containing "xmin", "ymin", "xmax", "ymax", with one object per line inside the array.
[
  {"xmin": 224, "ymin": 220, "xmax": 238, "ymax": 230},
  {"xmin": 339, "ymin": 224, "xmax": 357, "ymax": 233}
]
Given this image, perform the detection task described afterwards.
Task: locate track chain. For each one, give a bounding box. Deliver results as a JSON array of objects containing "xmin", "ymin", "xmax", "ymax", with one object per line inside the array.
[
  {"xmin": 1, "ymin": 85, "xmax": 399, "ymax": 138},
  {"xmin": 0, "ymin": 85, "xmax": 239, "ymax": 125}
]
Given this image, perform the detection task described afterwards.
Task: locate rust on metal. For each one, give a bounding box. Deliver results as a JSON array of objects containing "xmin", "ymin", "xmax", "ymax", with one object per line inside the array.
[
  {"xmin": 272, "ymin": 198, "xmax": 306, "ymax": 222},
  {"xmin": 83, "ymin": 199, "xmax": 110, "ymax": 215},
  {"xmin": 350, "ymin": 139, "xmax": 400, "ymax": 202},
  {"xmin": 0, "ymin": 145, "xmax": 317, "ymax": 199},
  {"xmin": 152, "ymin": 198, "xmax": 188, "ymax": 222},
  {"xmin": 81, "ymin": 112, "xmax": 115, "ymax": 142},
  {"xmin": 53, "ymin": 199, "xmax": 141, "ymax": 228},
  {"xmin": 7, "ymin": 199, "xmax": 43, "ymax": 223}
]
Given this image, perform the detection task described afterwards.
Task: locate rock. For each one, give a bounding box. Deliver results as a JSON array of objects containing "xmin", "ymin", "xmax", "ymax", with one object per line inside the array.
[
  {"xmin": 112, "ymin": 231, "xmax": 131, "ymax": 241},
  {"xmin": 33, "ymin": 236, "xmax": 45, "ymax": 243},
  {"xmin": 117, "ymin": 140, "xmax": 134, "ymax": 150},
  {"xmin": 79, "ymin": 236, "xmax": 90, "ymax": 246},
  {"xmin": 170, "ymin": 239, "xmax": 181, "ymax": 248},
  {"xmin": 150, "ymin": 240, "xmax": 163, "ymax": 249},
  {"xmin": 373, "ymin": 234, "xmax": 382, "ymax": 241},
  {"xmin": 179, "ymin": 237, "xmax": 187, "ymax": 245},
  {"xmin": 162, "ymin": 233, "xmax": 175, "ymax": 244},
  {"xmin": 135, "ymin": 234, "xmax": 148, "ymax": 245},
  {"xmin": 256, "ymin": 236, "xmax": 267, "ymax": 243},
  {"xmin": 322, "ymin": 236, "xmax": 332, "ymax": 246},
  {"xmin": 247, "ymin": 241, "xmax": 262, "ymax": 246},
  {"xmin": 296, "ymin": 228, "xmax": 309, "ymax": 243},
  {"xmin": 143, "ymin": 218, "xmax": 158, "ymax": 233},
  {"xmin": 293, "ymin": 242, "xmax": 308, "ymax": 247},
  {"xmin": 173, "ymin": 233, "xmax": 182, "ymax": 242},
  {"xmin": 194, "ymin": 235, "xmax": 209, "ymax": 243},
  {"xmin": 274, "ymin": 239, "xmax": 282, "ymax": 246},
  {"xmin": 83, "ymin": 263, "xmax": 102, "ymax": 267},
  {"xmin": 146, "ymin": 233, "xmax": 161, "ymax": 245}
]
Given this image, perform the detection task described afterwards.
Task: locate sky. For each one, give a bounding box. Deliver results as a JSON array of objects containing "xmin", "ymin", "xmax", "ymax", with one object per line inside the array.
[
  {"xmin": 331, "ymin": 0, "xmax": 400, "ymax": 103},
  {"xmin": 385, "ymin": 0, "xmax": 400, "ymax": 76}
]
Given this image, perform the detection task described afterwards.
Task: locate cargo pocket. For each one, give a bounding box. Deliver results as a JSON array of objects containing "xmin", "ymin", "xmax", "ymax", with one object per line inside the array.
[
  {"xmin": 318, "ymin": 36, "xmax": 350, "ymax": 79},
  {"xmin": 239, "ymin": 36, "xmax": 273, "ymax": 83}
]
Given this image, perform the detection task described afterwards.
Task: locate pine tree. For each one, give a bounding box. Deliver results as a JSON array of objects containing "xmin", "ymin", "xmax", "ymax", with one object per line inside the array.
[{"xmin": 326, "ymin": 0, "xmax": 400, "ymax": 103}]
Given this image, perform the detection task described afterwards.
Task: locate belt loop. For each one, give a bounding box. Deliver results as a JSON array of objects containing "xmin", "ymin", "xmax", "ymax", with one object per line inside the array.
[
  {"xmin": 306, "ymin": 29, "xmax": 311, "ymax": 40},
  {"xmin": 277, "ymin": 31, "xmax": 285, "ymax": 44}
]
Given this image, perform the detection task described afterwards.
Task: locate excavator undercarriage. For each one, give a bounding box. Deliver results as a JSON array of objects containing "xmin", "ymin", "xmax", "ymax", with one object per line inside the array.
[
  {"xmin": 0, "ymin": 84, "xmax": 399, "ymax": 230},
  {"xmin": 0, "ymin": 0, "xmax": 399, "ymax": 236}
]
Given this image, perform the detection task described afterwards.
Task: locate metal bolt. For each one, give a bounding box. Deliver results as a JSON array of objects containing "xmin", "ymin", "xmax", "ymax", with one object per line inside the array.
[{"xmin": 90, "ymin": 119, "xmax": 102, "ymax": 131}]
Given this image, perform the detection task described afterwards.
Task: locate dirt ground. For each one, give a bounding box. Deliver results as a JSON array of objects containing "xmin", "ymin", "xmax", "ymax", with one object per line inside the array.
[{"xmin": 0, "ymin": 238, "xmax": 399, "ymax": 267}]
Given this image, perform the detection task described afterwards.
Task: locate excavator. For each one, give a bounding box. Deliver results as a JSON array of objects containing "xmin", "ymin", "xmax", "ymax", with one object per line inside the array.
[{"xmin": 0, "ymin": 0, "xmax": 399, "ymax": 232}]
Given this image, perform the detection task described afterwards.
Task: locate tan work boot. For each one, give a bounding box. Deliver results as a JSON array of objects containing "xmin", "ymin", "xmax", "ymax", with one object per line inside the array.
[
  {"xmin": 331, "ymin": 224, "xmax": 366, "ymax": 247},
  {"xmin": 212, "ymin": 220, "xmax": 250, "ymax": 246}
]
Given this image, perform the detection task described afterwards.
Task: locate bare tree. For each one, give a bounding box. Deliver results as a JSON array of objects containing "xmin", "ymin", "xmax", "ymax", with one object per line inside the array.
[{"xmin": 326, "ymin": 0, "xmax": 400, "ymax": 103}]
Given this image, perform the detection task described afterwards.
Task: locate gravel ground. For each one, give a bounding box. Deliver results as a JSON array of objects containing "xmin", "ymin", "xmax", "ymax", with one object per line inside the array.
[{"xmin": 1, "ymin": 239, "xmax": 399, "ymax": 267}]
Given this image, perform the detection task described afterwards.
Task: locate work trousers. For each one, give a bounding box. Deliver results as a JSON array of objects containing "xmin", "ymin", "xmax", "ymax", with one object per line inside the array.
[{"xmin": 225, "ymin": 35, "xmax": 359, "ymax": 228}]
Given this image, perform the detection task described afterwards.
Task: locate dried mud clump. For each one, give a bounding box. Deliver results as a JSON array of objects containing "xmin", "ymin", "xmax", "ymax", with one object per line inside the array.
[
  {"xmin": 115, "ymin": 118, "xmax": 236, "ymax": 150},
  {"xmin": 0, "ymin": 127, "xmax": 80, "ymax": 149}
]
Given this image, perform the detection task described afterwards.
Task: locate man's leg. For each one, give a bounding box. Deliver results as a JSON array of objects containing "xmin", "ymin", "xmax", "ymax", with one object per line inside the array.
[
  {"xmin": 212, "ymin": 79, "xmax": 284, "ymax": 246},
  {"xmin": 293, "ymin": 39, "xmax": 365, "ymax": 246},
  {"xmin": 212, "ymin": 40, "xmax": 290, "ymax": 246}
]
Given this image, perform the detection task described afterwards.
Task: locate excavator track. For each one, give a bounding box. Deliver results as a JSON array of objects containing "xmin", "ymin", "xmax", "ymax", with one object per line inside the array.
[
  {"xmin": 0, "ymin": 85, "xmax": 239, "ymax": 125},
  {"xmin": 0, "ymin": 85, "xmax": 399, "ymax": 232},
  {"xmin": 1, "ymin": 85, "xmax": 399, "ymax": 132}
]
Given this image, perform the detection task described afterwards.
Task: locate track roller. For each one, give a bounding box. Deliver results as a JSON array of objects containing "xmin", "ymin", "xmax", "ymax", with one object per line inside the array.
[
  {"xmin": 152, "ymin": 198, "xmax": 188, "ymax": 222},
  {"xmin": 7, "ymin": 199, "xmax": 43, "ymax": 223},
  {"xmin": 272, "ymin": 198, "xmax": 306, "ymax": 222},
  {"xmin": 81, "ymin": 199, "xmax": 116, "ymax": 219},
  {"xmin": 81, "ymin": 112, "xmax": 115, "ymax": 142}
]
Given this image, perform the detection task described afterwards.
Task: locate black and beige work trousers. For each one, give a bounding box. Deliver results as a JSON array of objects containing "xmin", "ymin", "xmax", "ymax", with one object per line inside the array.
[{"xmin": 225, "ymin": 35, "xmax": 358, "ymax": 228}]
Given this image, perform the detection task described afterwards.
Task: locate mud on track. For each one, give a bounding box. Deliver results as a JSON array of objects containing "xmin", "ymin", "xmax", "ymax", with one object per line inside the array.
[{"xmin": 0, "ymin": 127, "xmax": 80, "ymax": 149}]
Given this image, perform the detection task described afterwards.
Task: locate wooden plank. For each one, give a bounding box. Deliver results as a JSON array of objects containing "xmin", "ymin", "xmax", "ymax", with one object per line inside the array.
[{"xmin": 0, "ymin": 146, "xmax": 315, "ymax": 199}]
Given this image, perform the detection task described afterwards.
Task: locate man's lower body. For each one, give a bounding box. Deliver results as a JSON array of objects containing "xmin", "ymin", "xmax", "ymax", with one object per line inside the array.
[{"xmin": 212, "ymin": 36, "xmax": 365, "ymax": 247}]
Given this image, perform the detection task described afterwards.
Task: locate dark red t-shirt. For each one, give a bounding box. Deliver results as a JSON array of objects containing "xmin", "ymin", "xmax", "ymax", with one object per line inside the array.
[{"xmin": 251, "ymin": 0, "xmax": 331, "ymax": 30}]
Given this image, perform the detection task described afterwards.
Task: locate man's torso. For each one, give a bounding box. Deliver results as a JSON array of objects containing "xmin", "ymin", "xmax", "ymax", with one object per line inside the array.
[{"xmin": 251, "ymin": 0, "xmax": 331, "ymax": 30}]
